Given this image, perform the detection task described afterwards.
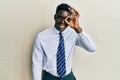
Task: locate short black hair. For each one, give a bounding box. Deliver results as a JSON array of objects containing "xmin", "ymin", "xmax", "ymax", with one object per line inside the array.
[{"xmin": 55, "ymin": 3, "xmax": 72, "ymax": 14}]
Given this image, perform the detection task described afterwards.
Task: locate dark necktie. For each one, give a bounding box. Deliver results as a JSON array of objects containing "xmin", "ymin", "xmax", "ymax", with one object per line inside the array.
[{"xmin": 57, "ymin": 32, "xmax": 66, "ymax": 77}]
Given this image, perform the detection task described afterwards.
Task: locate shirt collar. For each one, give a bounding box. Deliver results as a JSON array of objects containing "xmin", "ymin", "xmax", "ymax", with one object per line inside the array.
[{"xmin": 52, "ymin": 26, "xmax": 70, "ymax": 35}]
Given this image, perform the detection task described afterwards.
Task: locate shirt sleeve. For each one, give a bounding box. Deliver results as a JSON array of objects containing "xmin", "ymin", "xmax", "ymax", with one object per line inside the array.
[
  {"xmin": 76, "ymin": 30, "xmax": 96, "ymax": 52},
  {"xmin": 32, "ymin": 35, "xmax": 43, "ymax": 80}
]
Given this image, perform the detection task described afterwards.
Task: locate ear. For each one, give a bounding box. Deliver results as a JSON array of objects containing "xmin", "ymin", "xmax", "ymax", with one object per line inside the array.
[{"xmin": 54, "ymin": 14, "xmax": 56, "ymax": 20}]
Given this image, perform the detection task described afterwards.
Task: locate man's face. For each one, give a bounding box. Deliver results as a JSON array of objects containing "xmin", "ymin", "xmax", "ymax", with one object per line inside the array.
[{"xmin": 54, "ymin": 10, "xmax": 70, "ymax": 31}]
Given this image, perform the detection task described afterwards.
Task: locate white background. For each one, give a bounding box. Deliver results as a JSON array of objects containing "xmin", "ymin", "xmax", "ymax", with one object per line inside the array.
[{"xmin": 0, "ymin": 0, "xmax": 120, "ymax": 80}]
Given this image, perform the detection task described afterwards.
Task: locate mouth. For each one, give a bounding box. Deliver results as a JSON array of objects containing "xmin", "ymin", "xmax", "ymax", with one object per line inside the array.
[
  {"xmin": 55, "ymin": 22, "xmax": 68, "ymax": 31},
  {"xmin": 57, "ymin": 24, "xmax": 66, "ymax": 31}
]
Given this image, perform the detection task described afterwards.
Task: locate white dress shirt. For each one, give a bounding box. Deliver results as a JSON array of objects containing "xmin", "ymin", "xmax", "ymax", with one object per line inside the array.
[{"xmin": 32, "ymin": 26, "xmax": 96, "ymax": 80}]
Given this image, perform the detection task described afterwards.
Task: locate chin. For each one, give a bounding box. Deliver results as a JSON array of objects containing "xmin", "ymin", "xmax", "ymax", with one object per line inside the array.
[
  {"xmin": 59, "ymin": 28, "xmax": 65, "ymax": 31},
  {"xmin": 59, "ymin": 26, "xmax": 68, "ymax": 31},
  {"xmin": 55, "ymin": 24, "xmax": 68, "ymax": 31}
]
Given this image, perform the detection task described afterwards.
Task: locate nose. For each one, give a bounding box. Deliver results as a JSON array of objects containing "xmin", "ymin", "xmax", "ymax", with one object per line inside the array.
[{"xmin": 60, "ymin": 19, "xmax": 65, "ymax": 24}]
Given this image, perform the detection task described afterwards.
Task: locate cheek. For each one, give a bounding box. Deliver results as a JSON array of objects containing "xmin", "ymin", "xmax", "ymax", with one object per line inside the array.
[
  {"xmin": 54, "ymin": 18, "xmax": 58, "ymax": 21},
  {"xmin": 55, "ymin": 19, "xmax": 61, "ymax": 23}
]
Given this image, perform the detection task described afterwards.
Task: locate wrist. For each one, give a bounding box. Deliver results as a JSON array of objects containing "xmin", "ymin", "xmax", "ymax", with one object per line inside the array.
[{"xmin": 74, "ymin": 26, "xmax": 82, "ymax": 33}]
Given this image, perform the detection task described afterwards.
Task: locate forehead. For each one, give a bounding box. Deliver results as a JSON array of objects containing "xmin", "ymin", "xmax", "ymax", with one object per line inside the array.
[{"xmin": 56, "ymin": 10, "xmax": 70, "ymax": 16}]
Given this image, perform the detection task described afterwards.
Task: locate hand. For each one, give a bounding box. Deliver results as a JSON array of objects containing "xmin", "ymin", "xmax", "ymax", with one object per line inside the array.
[{"xmin": 65, "ymin": 8, "xmax": 82, "ymax": 33}]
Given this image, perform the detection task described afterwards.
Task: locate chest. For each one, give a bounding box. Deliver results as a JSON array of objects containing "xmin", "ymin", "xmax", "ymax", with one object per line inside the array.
[{"xmin": 40, "ymin": 33, "xmax": 76, "ymax": 59}]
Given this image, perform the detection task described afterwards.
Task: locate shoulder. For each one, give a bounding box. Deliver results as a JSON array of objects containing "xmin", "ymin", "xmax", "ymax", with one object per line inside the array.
[
  {"xmin": 67, "ymin": 27, "xmax": 78, "ymax": 36},
  {"xmin": 35, "ymin": 27, "xmax": 53, "ymax": 41}
]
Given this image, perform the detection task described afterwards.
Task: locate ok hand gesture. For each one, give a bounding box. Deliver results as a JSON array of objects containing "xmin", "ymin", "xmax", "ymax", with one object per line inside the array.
[{"xmin": 65, "ymin": 8, "xmax": 82, "ymax": 33}]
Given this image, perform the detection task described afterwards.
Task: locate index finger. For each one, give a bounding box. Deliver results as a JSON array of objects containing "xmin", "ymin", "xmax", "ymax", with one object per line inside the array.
[
  {"xmin": 72, "ymin": 8, "xmax": 80, "ymax": 16},
  {"xmin": 68, "ymin": 7, "xmax": 76, "ymax": 15}
]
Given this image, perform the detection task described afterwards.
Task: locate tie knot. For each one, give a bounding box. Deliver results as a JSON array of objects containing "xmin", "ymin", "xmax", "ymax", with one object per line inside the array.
[
  {"xmin": 59, "ymin": 32, "xmax": 63, "ymax": 38},
  {"xmin": 59, "ymin": 32, "xmax": 62, "ymax": 35}
]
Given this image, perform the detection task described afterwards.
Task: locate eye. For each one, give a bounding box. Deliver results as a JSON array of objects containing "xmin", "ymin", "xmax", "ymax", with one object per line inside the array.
[{"xmin": 56, "ymin": 15, "xmax": 62, "ymax": 19}]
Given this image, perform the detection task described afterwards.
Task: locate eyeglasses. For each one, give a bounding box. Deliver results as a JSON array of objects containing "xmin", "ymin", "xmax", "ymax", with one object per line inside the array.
[
  {"xmin": 55, "ymin": 14, "xmax": 71, "ymax": 22},
  {"xmin": 55, "ymin": 15, "xmax": 68, "ymax": 20}
]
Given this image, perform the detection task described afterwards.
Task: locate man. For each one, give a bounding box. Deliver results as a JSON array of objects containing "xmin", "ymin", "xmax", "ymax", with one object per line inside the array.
[{"xmin": 32, "ymin": 3, "xmax": 96, "ymax": 80}]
